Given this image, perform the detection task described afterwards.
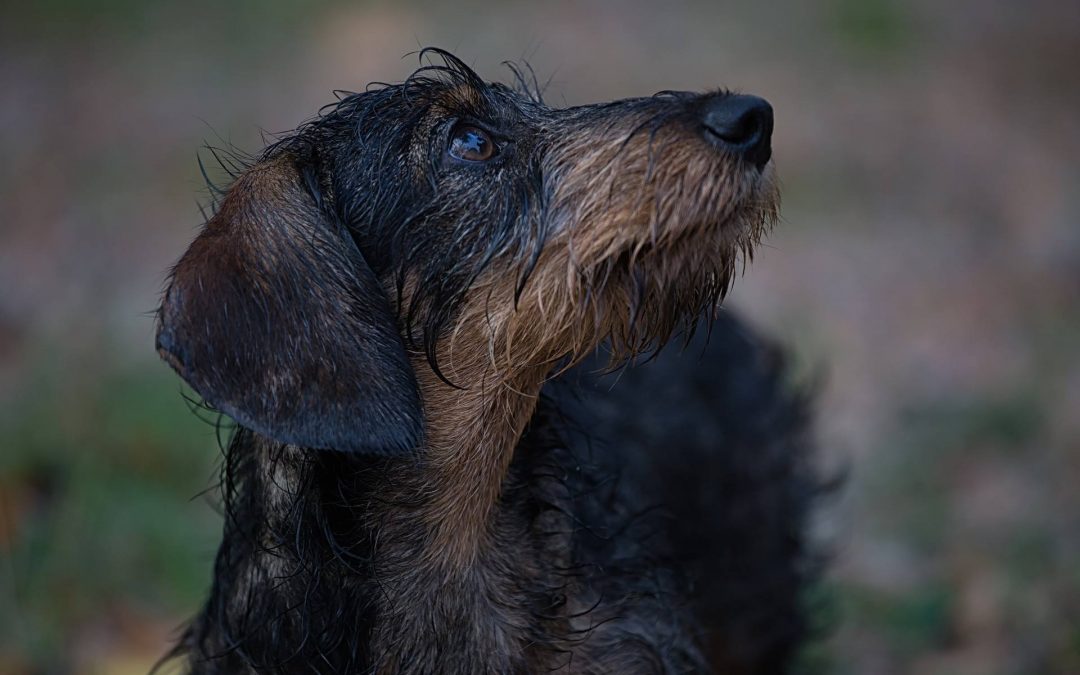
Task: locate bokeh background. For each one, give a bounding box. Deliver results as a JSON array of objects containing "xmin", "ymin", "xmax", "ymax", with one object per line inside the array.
[{"xmin": 2, "ymin": 1, "xmax": 1078, "ymax": 673}]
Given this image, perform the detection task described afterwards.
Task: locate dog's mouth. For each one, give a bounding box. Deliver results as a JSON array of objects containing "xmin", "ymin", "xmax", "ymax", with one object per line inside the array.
[
  {"xmin": 566, "ymin": 156, "xmax": 779, "ymax": 360},
  {"xmin": 562, "ymin": 152, "xmax": 778, "ymax": 269},
  {"xmin": 707, "ymin": 164, "xmax": 780, "ymax": 255},
  {"xmin": 546, "ymin": 107, "xmax": 778, "ymax": 260}
]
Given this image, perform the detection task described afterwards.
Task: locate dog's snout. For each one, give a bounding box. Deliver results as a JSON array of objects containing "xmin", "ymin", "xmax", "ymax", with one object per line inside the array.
[{"xmin": 701, "ymin": 94, "xmax": 773, "ymax": 170}]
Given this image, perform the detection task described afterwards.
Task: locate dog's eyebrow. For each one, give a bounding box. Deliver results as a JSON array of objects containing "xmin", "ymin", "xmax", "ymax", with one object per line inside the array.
[{"xmin": 435, "ymin": 83, "xmax": 492, "ymax": 114}]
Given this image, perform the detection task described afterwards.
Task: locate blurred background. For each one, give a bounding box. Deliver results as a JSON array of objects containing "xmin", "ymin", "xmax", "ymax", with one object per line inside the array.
[{"xmin": 2, "ymin": 0, "xmax": 1078, "ymax": 673}]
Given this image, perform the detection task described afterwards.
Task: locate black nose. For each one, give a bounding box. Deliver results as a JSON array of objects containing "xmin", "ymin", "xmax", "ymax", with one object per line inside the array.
[{"xmin": 701, "ymin": 94, "xmax": 774, "ymax": 169}]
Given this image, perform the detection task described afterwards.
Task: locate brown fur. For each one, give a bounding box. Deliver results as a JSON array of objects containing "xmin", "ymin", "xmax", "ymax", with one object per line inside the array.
[
  {"xmin": 405, "ymin": 114, "xmax": 778, "ymax": 567},
  {"xmin": 156, "ymin": 52, "xmax": 806, "ymax": 674}
]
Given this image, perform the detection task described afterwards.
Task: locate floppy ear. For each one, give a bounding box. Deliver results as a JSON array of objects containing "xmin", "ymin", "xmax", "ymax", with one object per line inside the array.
[{"xmin": 156, "ymin": 154, "xmax": 422, "ymax": 454}]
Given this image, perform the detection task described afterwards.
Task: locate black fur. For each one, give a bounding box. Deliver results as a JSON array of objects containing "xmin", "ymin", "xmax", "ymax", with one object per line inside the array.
[
  {"xmin": 157, "ymin": 157, "xmax": 423, "ymax": 454},
  {"xmin": 562, "ymin": 314, "xmax": 822, "ymax": 672},
  {"xmin": 156, "ymin": 49, "xmax": 822, "ymax": 673}
]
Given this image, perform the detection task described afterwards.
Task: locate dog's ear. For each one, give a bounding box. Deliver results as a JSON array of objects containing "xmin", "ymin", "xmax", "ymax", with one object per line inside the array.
[{"xmin": 156, "ymin": 154, "xmax": 422, "ymax": 454}]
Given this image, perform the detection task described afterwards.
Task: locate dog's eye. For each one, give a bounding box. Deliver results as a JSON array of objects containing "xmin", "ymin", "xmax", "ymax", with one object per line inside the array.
[{"xmin": 448, "ymin": 124, "xmax": 496, "ymax": 162}]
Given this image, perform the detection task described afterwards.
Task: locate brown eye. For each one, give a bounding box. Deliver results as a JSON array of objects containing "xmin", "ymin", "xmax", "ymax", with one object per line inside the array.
[{"xmin": 448, "ymin": 124, "xmax": 495, "ymax": 162}]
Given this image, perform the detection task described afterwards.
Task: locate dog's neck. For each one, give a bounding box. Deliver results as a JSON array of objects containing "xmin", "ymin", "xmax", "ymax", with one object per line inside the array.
[{"xmin": 410, "ymin": 336, "xmax": 549, "ymax": 568}]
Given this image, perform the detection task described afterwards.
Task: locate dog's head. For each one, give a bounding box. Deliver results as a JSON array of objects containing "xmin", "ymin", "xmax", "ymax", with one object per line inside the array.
[{"xmin": 157, "ymin": 49, "xmax": 780, "ymax": 454}]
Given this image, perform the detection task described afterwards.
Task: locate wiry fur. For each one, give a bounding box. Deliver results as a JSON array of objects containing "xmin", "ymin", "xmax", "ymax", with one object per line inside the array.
[{"xmin": 156, "ymin": 49, "xmax": 820, "ymax": 674}]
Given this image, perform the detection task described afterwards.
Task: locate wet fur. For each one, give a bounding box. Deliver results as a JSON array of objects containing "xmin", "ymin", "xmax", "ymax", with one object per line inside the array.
[{"xmin": 156, "ymin": 50, "xmax": 819, "ymax": 673}]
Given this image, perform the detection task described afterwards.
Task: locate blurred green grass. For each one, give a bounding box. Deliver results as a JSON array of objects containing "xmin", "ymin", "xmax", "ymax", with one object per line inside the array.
[
  {"xmin": 829, "ymin": 0, "xmax": 913, "ymax": 58},
  {"xmin": 1, "ymin": 353, "xmax": 221, "ymax": 670}
]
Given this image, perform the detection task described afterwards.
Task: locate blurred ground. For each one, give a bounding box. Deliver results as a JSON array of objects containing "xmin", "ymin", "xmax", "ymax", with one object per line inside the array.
[{"xmin": 1, "ymin": 1, "xmax": 1078, "ymax": 673}]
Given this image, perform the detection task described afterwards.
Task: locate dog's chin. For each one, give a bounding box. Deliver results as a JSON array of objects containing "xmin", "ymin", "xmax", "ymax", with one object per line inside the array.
[
  {"xmin": 583, "ymin": 257, "xmax": 728, "ymax": 365},
  {"xmin": 593, "ymin": 191, "xmax": 777, "ymax": 364},
  {"xmin": 652, "ymin": 160, "xmax": 778, "ymax": 253}
]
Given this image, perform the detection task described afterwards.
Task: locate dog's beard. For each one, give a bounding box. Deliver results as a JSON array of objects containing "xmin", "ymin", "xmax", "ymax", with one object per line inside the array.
[
  {"xmin": 547, "ymin": 159, "xmax": 780, "ymax": 366},
  {"xmin": 451, "ymin": 181, "xmax": 777, "ymax": 379}
]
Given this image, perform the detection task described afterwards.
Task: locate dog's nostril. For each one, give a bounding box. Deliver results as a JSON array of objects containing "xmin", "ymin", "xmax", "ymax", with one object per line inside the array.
[
  {"xmin": 708, "ymin": 110, "xmax": 759, "ymax": 145},
  {"xmin": 701, "ymin": 94, "xmax": 774, "ymax": 170}
]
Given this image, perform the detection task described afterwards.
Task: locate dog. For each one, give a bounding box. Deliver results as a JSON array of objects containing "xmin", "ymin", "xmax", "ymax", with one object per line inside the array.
[{"xmin": 155, "ymin": 49, "xmax": 820, "ymax": 674}]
